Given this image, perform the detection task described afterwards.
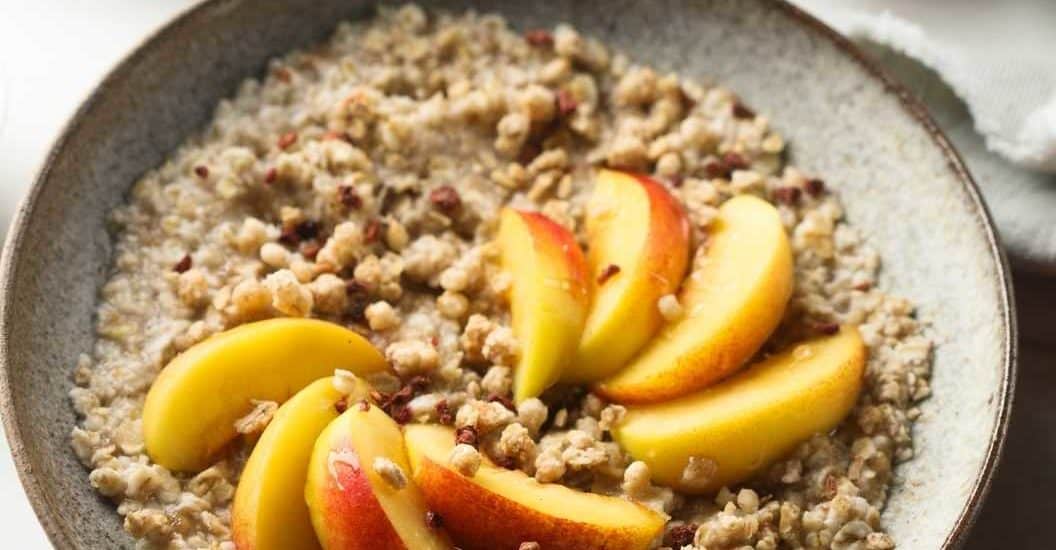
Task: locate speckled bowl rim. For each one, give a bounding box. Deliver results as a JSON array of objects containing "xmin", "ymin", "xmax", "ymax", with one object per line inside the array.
[{"xmin": 0, "ymin": 1, "xmax": 1017, "ymax": 548}]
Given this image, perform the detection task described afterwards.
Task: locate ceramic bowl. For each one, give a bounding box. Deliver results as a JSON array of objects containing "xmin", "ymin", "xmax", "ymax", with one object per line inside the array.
[{"xmin": 0, "ymin": 1, "xmax": 1015, "ymax": 548}]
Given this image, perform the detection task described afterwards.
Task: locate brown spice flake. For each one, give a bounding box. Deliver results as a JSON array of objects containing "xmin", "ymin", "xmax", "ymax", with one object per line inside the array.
[
  {"xmin": 425, "ymin": 510, "xmax": 444, "ymax": 529},
  {"xmin": 278, "ymin": 225, "xmax": 301, "ymax": 247},
  {"xmin": 493, "ymin": 455, "xmax": 518, "ymax": 470},
  {"xmin": 597, "ymin": 264, "xmax": 621, "ymax": 285},
  {"xmin": 732, "ymin": 102, "xmax": 755, "ymax": 119},
  {"xmin": 703, "ymin": 160, "xmax": 729, "ymax": 179},
  {"xmin": 435, "ymin": 399, "xmax": 454, "ymax": 425},
  {"xmin": 193, "ymin": 165, "xmax": 209, "ymax": 179},
  {"xmin": 429, "ymin": 185, "xmax": 462, "ymax": 213},
  {"xmin": 805, "ymin": 177, "xmax": 826, "ymax": 197},
  {"xmin": 814, "ymin": 322, "xmax": 840, "ymax": 335},
  {"xmin": 334, "ymin": 397, "xmax": 348, "ymax": 414},
  {"xmin": 338, "ymin": 185, "xmax": 362, "ymax": 210},
  {"xmin": 273, "ymin": 67, "xmax": 292, "ymax": 83},
  {"xmin": 556, "ymin": 89, "xmax": 579, "ymax": 116},
  {"xmin": 301, "ymin": 241, "xmax": 321, "ymax": 261},
  {"xmin": 264, "ymin": 167, "xmax": 277, "ymax": 184},
  {"xmin": 295, "ymin": 220, "xmax": 320, "ymax": 240},
  {"xmin": 173, "ymin": 254, "xmax": 192, "ymax": 273},
  {"xmin": 488, "ymin": 393, "xmax": 517, "ymax": 412},
  {"xmin": 455, "ymin": 425, "xmax": 479, "ymax": 447},
  {"xmin": 773, "ymin": 186, "xmax": 802, "ymax": 206},
  {"xmin": 721, "ymin": 152, "xmax": 750, "ymax": 171},
  {"xmin": 391, "ymin": 405, "xmax": 412, "ymax": 425},
  {"xmin": 277, "ymin": 131, "xmax": 298, "ymax": 150},
  {"xmin": 664, "ymin": 523, "xmax": 699, "ymax": 548},
  {"xmin": 364, "ymin": 218, "xmax": 384, "ymax": 244},
  {"xmin": 524, "ymin": 29, "xmax": 554, "ymax": 48}
]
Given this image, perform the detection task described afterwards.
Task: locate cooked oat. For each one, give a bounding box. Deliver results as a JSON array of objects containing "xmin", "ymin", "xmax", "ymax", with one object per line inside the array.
[{"xmin": 69, "ymin": 4, "xmax": 932, "ymax": 549}]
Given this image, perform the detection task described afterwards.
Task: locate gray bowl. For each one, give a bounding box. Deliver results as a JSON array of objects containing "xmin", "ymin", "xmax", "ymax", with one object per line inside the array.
[{"xmin": 0, "ymin": 0, "xmax": 1015, "ymax": 548}]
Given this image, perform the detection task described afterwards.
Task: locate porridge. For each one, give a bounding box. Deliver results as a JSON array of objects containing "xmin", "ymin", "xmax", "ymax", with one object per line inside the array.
[{"xmin": 68, "ymin": 5, "xmax": 932, "ymax": 550}]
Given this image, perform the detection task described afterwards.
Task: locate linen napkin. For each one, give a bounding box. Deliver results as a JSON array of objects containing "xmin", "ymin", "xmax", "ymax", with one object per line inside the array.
[{"xmin": 792, "ymin": 0, "xmax": 1056, "ymax": 173}]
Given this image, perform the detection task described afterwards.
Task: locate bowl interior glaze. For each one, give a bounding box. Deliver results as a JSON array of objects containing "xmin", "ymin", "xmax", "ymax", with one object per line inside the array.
[{"xmin": 0, "ymin": 1, "xmax": 1014, "ymax": 548}]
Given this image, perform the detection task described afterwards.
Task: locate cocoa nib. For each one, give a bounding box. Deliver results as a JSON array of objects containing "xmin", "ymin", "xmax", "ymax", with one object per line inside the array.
[
  {"xmin": 429, "ymin": 185, "xmax": 462, "ymax": 214},
  {"xmin": 455, "ymin": 425, "xmax": 479, "ymax": 447},
  {"xmin": 524, "ymin": 29, "xmax": 554, "ymax": 48},
  {"xmin": 173, "ymin": 254, "xmax": 192, "ymax": 273},
  {"xmin": 334, "ymin": 397, "xmax": 348, "ymax": 414},
  {"xmin": 665, "ymin": 523, "xmax": 699, "ymax": 548},
  {"xmin": 193, "ymin": 165, "xmax": 209, "ymax": 179},
  {"xmin": 597, "ymin": 264, "xmax": 621, "ymax": 285}
]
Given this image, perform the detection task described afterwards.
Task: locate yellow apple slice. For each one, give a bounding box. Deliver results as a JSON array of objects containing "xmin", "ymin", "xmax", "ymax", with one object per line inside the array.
[
  {"xmin": 404, "ymin": 424, "xmax": 665, "ymax": 550},
  {"xmin": 306, "ymin": 405, "xmax": 451, "ymax": 550},
  {"xmin": 143, "ymin": 318, "xmax": 388, "ymax": 472},
  {"xmin": 567, "ymin": 169, "xmax": 690, "ymax": 382},
  {"xmin": 597, "ymin": 195, "xmax": 793, "ymax": 403},
  {"xmin": 614, "ymin": 326, "xmax": 866, "ymax": 493},
  {"xmin": 232, "ymin": 377, "xmax": 371, "ymax": 550},
  {"xmin": 497, "ymin": 209, "xmax": 589, "ymax": 402}
]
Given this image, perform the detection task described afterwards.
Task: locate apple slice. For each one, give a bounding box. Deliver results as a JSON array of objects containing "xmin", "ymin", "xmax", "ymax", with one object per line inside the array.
[
  {"xmin": 596, "ymin": 195, "xmax": 793, "ymax": 404},
  {"xmin": 614, "ymin": 327, "xmax": 866, "ymax": 493},
  {"xmin": 232, "ymin": 377, "xmax": 371, "ymax": 550},
  {"xmin": 404, "ymin": 424, "xmax": 665, "ymax": 550},
  {"xmin": 143, "ymin": 318, "xmax": 388, "ymax": 472},
  {"xmin": 497, "ymin": 209, "xmax": 589, "ymax": 402},
  {"xmin": 566, "ymin": 169, "xmax": 690, "ymax": 382},
  {"xmin": 306, "ymin": 405, "xmax": 451, "ymax": 550}
]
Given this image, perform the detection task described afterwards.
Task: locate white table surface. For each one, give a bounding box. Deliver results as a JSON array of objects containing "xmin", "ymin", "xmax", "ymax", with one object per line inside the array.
[{"xmin": 0, "ymin": 2, "xmax": 193, "ymax": 546}]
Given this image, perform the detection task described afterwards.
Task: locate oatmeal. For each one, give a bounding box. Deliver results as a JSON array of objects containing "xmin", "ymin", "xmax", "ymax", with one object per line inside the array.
[{"xmin": 69, "ymin": 5, "xmax": 930, "ymax": 549}]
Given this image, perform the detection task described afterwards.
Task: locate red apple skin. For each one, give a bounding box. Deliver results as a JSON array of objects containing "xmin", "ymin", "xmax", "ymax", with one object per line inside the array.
[
  {"xmin": 311, "ymin": 449, "xmax": 406, "ymax": 550},
  {"xmin": 414, "ymin": 457, "xmax": 650, "ymax": 550}
]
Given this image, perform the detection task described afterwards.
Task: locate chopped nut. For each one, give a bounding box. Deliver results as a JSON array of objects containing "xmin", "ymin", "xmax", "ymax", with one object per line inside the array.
[
  {"xmin": 449, "ymin": 443, "xmax": 482, "ymax": 477},
  {"xmin": 372, "ymin": 457, "xmax": 408, "ymax": 490},
  {"xmin": 233, "ymin": 400, "xmax": 278, "ymax": 435}
]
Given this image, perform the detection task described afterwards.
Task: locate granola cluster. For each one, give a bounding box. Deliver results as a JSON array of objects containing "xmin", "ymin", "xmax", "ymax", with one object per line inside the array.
[{"xmin": 69, "ymin": 5, "xmax": 930, "ymax": 549}]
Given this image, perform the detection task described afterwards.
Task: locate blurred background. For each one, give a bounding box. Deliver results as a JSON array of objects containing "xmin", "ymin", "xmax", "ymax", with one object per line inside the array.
[{"xmin": 0, "ymin": 1, "xmax": 1052, "ymax": 548}]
